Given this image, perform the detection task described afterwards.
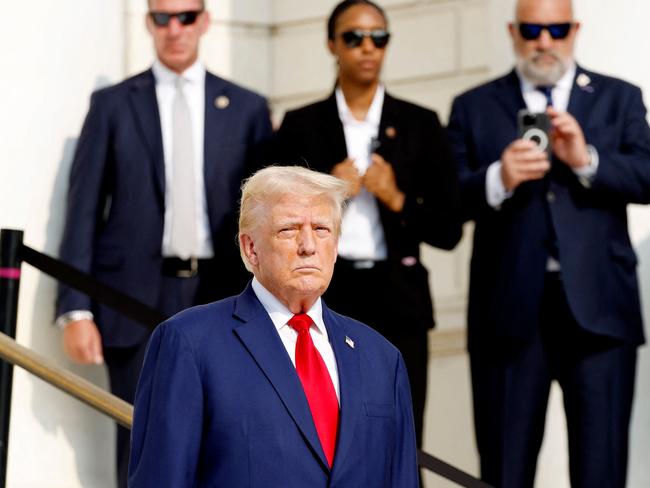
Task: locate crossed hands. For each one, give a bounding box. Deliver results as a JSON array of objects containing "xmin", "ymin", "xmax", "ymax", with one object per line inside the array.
[
  {"xmin": 332, "ymin": 154, "xmax": 405, "ymax": 212},
  {"xmin": 501, "ymin": 107, "xmax": 591, "ymax": 192}
]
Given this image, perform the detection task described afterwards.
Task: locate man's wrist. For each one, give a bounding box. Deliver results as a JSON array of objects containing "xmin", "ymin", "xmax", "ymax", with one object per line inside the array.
[
  {"xmin": 573, "ymin": 145, "xmax": 591, "ymax": 169},
  {"xmin": 573, "ymin": 145, "xmax": 599, "ymax": 188},
  {"xmin": 55, "ymin": 310, "xmax": 94, "ymax": 330},
  {"xmin": 486, "ymin": 161, "xmax": 513, "ymax": 209}
]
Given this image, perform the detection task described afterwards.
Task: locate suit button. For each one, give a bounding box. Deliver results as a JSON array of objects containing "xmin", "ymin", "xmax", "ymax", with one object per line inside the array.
[
  {"xmin": 546, "ymin": 191, "xmax": 556, "ymax": 203},
  {"xmin": 416, "ymin": 197, "xmax": 424, "ymax": 205}
]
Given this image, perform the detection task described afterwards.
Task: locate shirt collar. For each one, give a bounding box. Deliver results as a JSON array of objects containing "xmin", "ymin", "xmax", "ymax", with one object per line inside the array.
[
  {"xmin": 517, "ymin": 62, "xmax": 577, "ymax": 93},
  {"xmin": 335, "ymin": 84, "xmax": 385, "ymax": 126},
  {"xmin": 152, "ymin": 58, "xmax": 206, "ymax": 86},
  {"xmin": 251, "ymin": 277, "xmax": 328, "ymax": 338}
]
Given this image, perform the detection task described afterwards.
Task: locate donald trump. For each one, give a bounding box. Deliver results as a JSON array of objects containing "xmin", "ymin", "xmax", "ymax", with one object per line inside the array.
[{"xmin": 128, "ymin": 166, "xmax": 419, "ymax": 487}]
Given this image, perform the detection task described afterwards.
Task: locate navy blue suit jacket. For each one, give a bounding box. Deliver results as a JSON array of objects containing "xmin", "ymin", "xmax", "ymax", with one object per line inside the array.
[
  {"xmin": 447, "ymin": 67, "xmax": 650, "ymax": 350},
  {"xmin": 128, "ymin": 284, "xmax": 419, "ymax": 488},
  {"xmin": 57, "ymin": 69, "xmax": 272, "ymax": 348}
]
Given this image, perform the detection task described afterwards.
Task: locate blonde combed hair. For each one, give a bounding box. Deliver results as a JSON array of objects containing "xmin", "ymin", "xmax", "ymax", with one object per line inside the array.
[{"xmin": 238, "ymin": 166, "xmax": 350, "ymax": 271}]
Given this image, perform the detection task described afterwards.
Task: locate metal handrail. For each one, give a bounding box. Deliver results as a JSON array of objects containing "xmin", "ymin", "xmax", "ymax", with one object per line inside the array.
[{"xmin": 0, "ymin": 330, "xmax": 132, "ymax": 428}]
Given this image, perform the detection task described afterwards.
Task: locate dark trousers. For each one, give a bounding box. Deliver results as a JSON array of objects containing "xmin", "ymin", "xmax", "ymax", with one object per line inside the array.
[
  {"xmin": 325, "ymin": 259, "xmax": 429, "ymax": 449},
  {"xmin": 104, "ymin": 341, "xmax": 148, "ymax": 488},
  {"xmin": 105, "ymin": 273, "xmax": 201, "ymax": 488},
  {"xmin": 470, "ymin": 273, "xmax": 637, "ymax": 488}
]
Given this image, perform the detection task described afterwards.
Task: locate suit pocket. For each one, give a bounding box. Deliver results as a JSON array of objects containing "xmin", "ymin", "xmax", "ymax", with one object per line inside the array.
[{"xmin": 364, "ymin": 402, "xmax": 394, "ymax": 418}]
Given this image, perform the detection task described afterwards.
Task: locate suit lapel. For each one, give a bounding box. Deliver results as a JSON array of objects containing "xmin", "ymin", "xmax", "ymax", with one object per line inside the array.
[
  {"xmin": 128, "ymin": 70, "xmax": 165, "ymax": 202},
  {"xmin": 203, "ymin": 73, "xmax": 233, "ymax": 191},
  {"xmin": 377, "ymin": 92, "xmax": 399, "ymax": 161},
  {"xmin": 494, "ymin": 70, "xmax": 527, "ymax": 124},
  {"xmin": 232, "ymin": 285, "xmax": 330, "ymax": 472},
  {"xmin": 567, "ymin": 66, "xmax": 595, "ymax": 130},
  {"xmin": 319, "ymin": 93, "xmax": 349, "ymax": 171},
  {"xmin": 323, "ymin": 305, "xmax": 362, "ymax": 475}
]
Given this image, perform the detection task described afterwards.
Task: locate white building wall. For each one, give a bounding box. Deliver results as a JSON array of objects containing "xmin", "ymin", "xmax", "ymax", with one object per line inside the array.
[
  {"xmin": 1, "ymin": 0, "xmax": 648, "ymax": 486},
  {"xmin": 0, "ymin": 1, "xmax": 125, "ymax": 486}
]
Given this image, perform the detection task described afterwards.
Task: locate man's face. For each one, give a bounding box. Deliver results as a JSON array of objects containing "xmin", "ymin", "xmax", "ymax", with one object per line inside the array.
[
  {"xmin": 328, "ymin": 4, "xmax": 388, "ymax": 86},
  {"xmin": 509, "ymin": 0, "xmax": 579, "ymax": 85},
  {"xmin": 241, "ymin": 194, "xmax": 338, "ymax": 310},
  {"xmin": 146, "ymin": 0, "xmax": 209, "ymax": 73}
]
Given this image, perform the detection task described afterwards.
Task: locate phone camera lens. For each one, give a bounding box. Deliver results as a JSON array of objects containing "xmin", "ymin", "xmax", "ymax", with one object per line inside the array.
[{"xmin": 524, "ymin": 115, "xmax": 536, "ymax": 125}]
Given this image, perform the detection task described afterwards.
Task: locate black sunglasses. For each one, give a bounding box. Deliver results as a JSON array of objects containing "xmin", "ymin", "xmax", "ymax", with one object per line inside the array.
[
  {"xmin": 149, "ymin": 10, "xmax": 203, "ymax": 27},
  {"xmin": 339, "ymin": 29, "xmax": 391, "ymax": 49},
  {"xmin": 518, "ymin": 22, "xmax": 574, "ymax": 40}
]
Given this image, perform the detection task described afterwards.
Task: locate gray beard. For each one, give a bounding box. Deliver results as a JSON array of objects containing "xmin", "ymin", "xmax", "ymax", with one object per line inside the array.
[{"xmin": 516, "ymin": 52, "xmax": 569, "ymax": 85}]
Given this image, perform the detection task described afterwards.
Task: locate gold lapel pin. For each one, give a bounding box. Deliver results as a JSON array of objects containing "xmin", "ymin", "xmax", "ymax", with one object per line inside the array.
[
  {"xmin": 215, "ymin": 95, "xmax": 230, "ymax": 109},
  {"xmin": 385, "ymin": 126, "xmax": 397, "ymax": 139},
  {"xmin": 576, "ymin": 73, "xmax": 591, "ymax": 88},
  {"xmin": 345, "ymin": 336, "xmax": 355, "ymax": 349}
]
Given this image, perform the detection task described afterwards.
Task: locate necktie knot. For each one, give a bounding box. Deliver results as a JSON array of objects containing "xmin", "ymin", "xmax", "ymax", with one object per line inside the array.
[
  {"xmin": 536, "ymin": 85, "xmax": 555, "ymax": 107},
  {"xmin": 288, "ymin": 313, "xmax": 313, "ymax": 334}
]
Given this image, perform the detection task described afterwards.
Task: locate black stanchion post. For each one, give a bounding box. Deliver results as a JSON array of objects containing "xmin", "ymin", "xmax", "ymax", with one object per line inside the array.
[{"xmin": 0, "ymin": 229, "xmax": 24, "ymax": 488}]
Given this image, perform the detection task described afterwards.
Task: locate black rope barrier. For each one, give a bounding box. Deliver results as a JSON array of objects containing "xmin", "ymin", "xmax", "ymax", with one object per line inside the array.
[
  {"xmin": 417, "ymin": 450, "xmax": 492, "ymax": 487},
  {"xmin": 15, "ymin": 240, "xmax": 491, "ymax": 487},
  {"xmin": 20, "ymin": 245, "xmax": 166, "ymax": 331}
]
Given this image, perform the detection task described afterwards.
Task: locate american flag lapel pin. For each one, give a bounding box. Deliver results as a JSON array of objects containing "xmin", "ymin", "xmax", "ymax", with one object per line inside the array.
[{"xmin": 345, "ymin": 336, "xmax": 355, "ymax": 349}]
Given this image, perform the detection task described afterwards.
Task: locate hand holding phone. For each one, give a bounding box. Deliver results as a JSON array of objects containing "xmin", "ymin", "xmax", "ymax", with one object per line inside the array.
[
  {"xmin": 498, "ymin": 112, "xmax": 552, "ymax": 191},
  {"xmin": 545, "ymin": 107, "xmax": 591, "ymax": 169}
]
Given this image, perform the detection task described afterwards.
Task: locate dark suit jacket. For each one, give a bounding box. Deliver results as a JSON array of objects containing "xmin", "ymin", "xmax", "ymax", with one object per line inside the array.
[
  {"xmin": 57, "ymin": 69, "xmax": 272, "ymax": 348},
  {"xmin": 447, "ymin": 67, "xmax": 650, "ymax": 350},
  {"xmin": 128, "ymin": 283, "xmax": 419, "ymax": 487},
  {"xmin": 272, "ymin": 92, "xmax": 462, "ymax": 329}
]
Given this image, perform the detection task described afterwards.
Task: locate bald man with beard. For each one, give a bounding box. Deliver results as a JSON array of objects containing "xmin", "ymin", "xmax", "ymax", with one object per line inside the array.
[{"xmin": 447, "ymin": 0, "xmax": 650, "ymax": 486}]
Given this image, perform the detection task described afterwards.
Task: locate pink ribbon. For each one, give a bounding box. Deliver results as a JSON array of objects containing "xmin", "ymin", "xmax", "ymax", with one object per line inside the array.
[{"xmin": 0, "ymin": 268, "xmax": 21, "ymax": 280}]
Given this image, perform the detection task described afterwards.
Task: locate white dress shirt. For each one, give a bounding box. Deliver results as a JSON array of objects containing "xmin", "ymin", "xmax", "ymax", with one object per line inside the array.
[
  {"xmin": 152, "ymin": 59, "xmax": 214, "ymax": 258},
  {"xmin": 335, "ymin": 85, "xmax": 388, "ymax": 261},
  {"xmin": 485, "ymin": 63, "xmax": 599, "ymax": 209},
  {"xmin": 251, "ymin": 278, "xmax": 340, "ymax": 402}
]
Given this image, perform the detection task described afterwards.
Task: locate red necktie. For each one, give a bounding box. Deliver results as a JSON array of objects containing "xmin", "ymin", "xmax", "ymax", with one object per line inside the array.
[{"xmin": 288, "ymin": 313, "xmax": 339, "ymax": 467}]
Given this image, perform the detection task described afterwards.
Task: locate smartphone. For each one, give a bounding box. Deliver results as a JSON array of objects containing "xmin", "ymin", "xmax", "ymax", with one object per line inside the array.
[{"xmin": 517, "ymin": 109, "xmax": 552, "ymax": 158}]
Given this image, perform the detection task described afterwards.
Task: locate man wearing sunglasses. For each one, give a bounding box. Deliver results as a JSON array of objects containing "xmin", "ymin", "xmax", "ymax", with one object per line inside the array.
[
  {"xmin": 447, "ymin": 0, "xmax": 650, "ymax": 487},
  {"xmin": 56, "ymin": 1, "xmax": 272, "ymax": 487}
]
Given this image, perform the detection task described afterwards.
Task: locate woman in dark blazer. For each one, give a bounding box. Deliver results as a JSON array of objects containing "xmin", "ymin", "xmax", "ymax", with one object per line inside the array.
[{"xmin": 272, "ymin": 0, "xmax": 462, "ymax": 450}]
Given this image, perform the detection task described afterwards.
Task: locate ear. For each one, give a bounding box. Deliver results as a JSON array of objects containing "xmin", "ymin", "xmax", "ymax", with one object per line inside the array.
[
  {"xmin": 507, "ymin": 22, "xmax": 517, "ymax": 41},
  {"xmin": 145, "ymin": 13, "xmax": 154, "ymax": 36},
  {"xmin": 572, "ymin": 21, "xmax": 581, "ymax": 35},
  {"xmin": 327, "ymin": 38, "xmax": 336, "ymax": 56},
  {"xmin": 199, "ymin": 10, "xmax": 211, "ymax": 35},
  {"xmin": 240, "ymin": 234, "xmax": 259, "ymax": 268}
]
